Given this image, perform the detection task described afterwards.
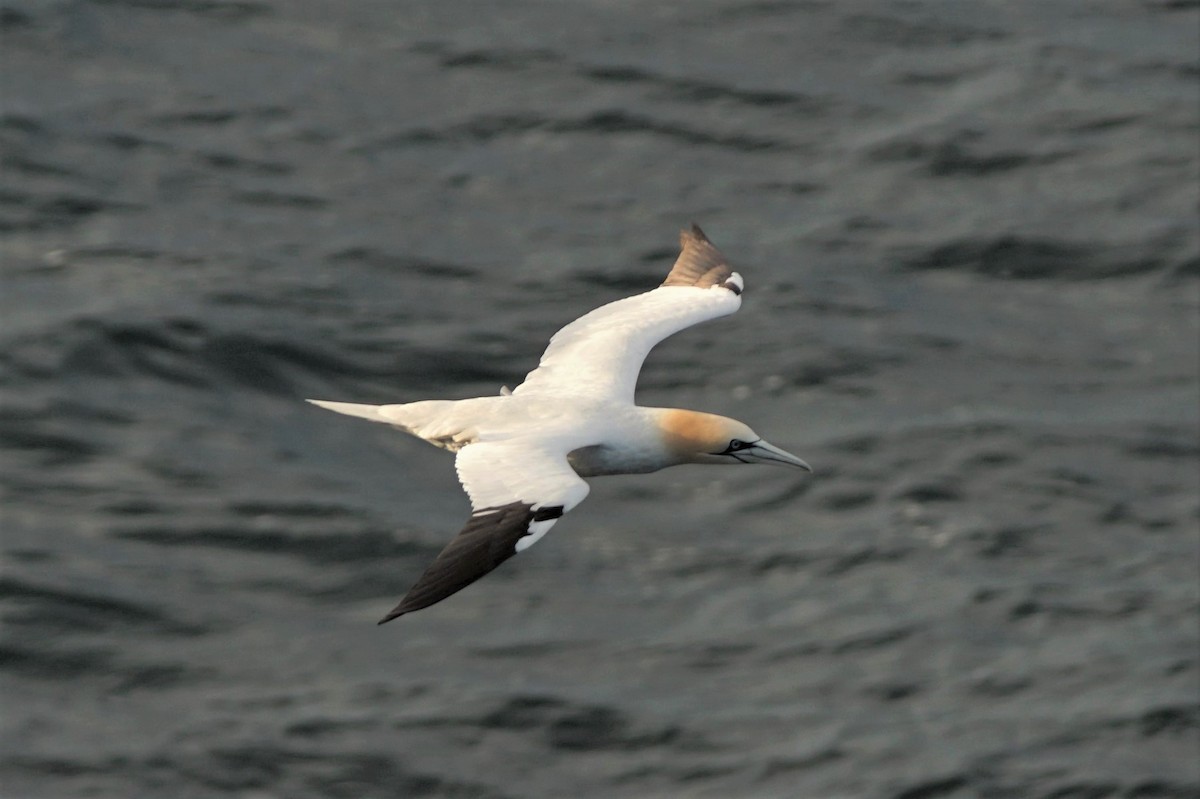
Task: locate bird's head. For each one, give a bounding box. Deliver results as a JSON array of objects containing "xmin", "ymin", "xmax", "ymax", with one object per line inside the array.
[{"xmin": 657, "ymin": 409, "xmax": 811, "ymax": 471}]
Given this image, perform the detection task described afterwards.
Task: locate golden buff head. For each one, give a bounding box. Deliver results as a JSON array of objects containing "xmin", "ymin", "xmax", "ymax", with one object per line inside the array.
[{"xmin": 655, "ymin": 408, "xmax": 812, "ymax": 470}]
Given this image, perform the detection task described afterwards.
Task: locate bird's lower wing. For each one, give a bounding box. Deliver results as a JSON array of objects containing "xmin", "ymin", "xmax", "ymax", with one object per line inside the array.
[{"xmin": 379, "ymin": 441, "xmax": 589, "ymax": 623}]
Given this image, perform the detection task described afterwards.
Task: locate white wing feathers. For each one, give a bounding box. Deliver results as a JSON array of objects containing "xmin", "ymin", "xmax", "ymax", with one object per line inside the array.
[
  {"xmin": 514, "ymin": 225, "xmax": 744, "ymax": 402},
  {"xmin": 455, "ymin": 440, "xmax": 590, "ymax": 517},
  {"xmin": 512, "ymin": 285, "xmax": 740, "ymax": 402}
]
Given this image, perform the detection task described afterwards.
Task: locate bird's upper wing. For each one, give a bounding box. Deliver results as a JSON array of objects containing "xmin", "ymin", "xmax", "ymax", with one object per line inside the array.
[
  {"xmin": 379, "ymin": 439, "xmax": 590, "ymax": 623},
  {"xmin": 512, "ymin": 225, "xmax": 744, "ymax": 403}
]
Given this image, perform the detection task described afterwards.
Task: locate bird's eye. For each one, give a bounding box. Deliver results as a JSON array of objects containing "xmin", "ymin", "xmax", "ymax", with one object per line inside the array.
[{"xmin": 717, "ymin": 438, "xmax": 758, "ymax": 456}]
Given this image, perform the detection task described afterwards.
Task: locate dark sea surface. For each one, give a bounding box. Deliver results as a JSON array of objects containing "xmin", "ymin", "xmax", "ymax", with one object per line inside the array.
[{"xmin": 2, "ymin": 1, "xmax": 1199, "ymax": 797}]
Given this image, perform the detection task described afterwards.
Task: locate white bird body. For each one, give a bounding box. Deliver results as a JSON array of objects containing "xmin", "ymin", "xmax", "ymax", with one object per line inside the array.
[{"xmin": 309, "ymin": 225, "xmax": 810, "ymax": 623}]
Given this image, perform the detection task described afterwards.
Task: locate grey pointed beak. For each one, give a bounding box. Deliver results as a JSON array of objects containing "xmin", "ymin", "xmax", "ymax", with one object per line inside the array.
[{"xmin": 746, "ymin": 440, "xmax": 812, "ymax": 471}]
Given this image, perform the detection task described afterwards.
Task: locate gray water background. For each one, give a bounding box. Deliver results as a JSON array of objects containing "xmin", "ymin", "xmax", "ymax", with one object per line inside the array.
[{"xmin": 2, "ymin": 1, "xmax": 1198, "ymax": 797}]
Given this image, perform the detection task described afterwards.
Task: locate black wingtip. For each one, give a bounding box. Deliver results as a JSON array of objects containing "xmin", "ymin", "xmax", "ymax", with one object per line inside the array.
[
  {"xmin": 378, "ymin": 605, "xmax": 407, "ymax": 625},
  {"xmin": 373, "ymin": 501, "xmax": 557, "ymax": 626}
]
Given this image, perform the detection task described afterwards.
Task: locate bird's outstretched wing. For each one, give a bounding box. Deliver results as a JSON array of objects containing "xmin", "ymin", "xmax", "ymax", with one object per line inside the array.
[
  {"xmin": 379, "ymin": 440, "xmax": 590, "ymax": 623},
  {"xmin": 512, "ymin": 225, "xmax": 744, "ymax": 403}
]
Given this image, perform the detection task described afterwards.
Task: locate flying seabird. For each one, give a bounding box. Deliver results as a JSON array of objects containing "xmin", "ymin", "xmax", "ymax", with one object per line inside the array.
[{"xmin": 309, "ymin": 224, "xmax": 811, "ymax": 623}]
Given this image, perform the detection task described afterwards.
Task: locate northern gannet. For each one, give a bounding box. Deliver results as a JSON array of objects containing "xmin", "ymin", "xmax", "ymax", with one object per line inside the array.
[{"xmin": 309, "ymin": 225, "xmax": 811, "ymax": 623}]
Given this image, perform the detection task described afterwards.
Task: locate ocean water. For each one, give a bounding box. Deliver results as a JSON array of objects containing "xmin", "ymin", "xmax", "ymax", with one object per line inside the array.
[{"xmin": 2, "ymin": 1, "xmax": 1198, "ymax": 797}]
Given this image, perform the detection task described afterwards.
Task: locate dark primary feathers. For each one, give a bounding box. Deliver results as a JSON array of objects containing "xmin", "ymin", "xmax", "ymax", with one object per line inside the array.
[
  {"xmin": 660, "ymin": 224, "xmax": 740, "ymax": 293},
  {"xmin": 378, "ymin": 501, "xmax": 562, "ymax": 624}
]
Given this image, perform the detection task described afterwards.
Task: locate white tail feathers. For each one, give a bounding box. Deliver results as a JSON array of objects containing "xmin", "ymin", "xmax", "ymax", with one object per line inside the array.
[
  {"xmin": 306, "ymin": 399, "xmax": 390, "ymax": 423},
  {"xmin": 307, "ymin": 397, "xmax": 491, "ymax": 451}
]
